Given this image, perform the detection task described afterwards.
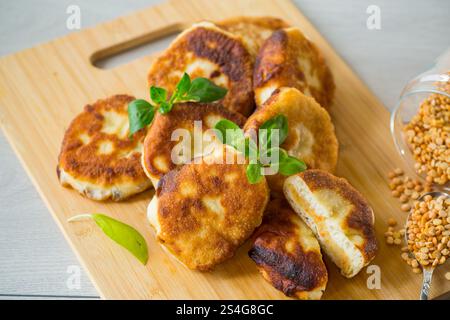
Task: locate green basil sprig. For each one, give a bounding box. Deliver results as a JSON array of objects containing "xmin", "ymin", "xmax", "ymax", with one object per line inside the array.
[
  {"xmin": 68, "ymin": 214, "xmax": 148, "ymax": 265},
  {"xmin": 214, "ymin": 114, "xmax": 306, "ymax": 184},
  {"xmin": 259, "ymin": 114, "xmax": 288, "ymax": 149},
  {"xmin": 128, "ymin": 73, "xmax": 227, "ymax": 137}
]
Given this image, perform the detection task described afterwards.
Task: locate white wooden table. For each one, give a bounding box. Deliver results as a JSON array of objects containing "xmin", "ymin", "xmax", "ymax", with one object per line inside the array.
[{"xmin": 0, "ymin": 0, "xmax": 449, "ymax": 299}]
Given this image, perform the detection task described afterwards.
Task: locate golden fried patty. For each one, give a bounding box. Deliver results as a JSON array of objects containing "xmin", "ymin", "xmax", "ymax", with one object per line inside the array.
[
  {"xmin": 254, "ymin": 27, "xmax": 335, "ymax": 109},
  {"xmin": 142, "ymin": 102, "xmax": 246, "ymax": 188},
  {"xmin": 147, "ymin": 22, "xmax": 255, "ymax": 116},
  {"xmin": 147, "ymin": 146, "xmax": 269, "ymax": 271},
  {"xmin": 249, "ymin": 199, "xmax": 328, "ymax": 300},
  {"xmin": 244, "ymin": 87, "xmax": 338, "ymax": 197},
  {"xmin": 284, "ymin": 170, "xmax": 378, "ymax": 278},
  {"xmin": 217, "ymin": 16, "xmax": 289, "ymax": 59},
  {"xmin": 57, "ymin": 95, "xmax": 151, "ymax": 201}
]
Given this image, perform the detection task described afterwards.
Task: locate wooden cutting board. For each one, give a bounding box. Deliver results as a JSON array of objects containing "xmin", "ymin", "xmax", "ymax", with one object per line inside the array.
[{"xmin": 1, "ymin": 0, "xmax": 449, "ymax": 300}]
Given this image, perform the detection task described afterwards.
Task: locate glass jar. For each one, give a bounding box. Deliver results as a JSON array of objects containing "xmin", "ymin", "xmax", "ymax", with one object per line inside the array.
[{"xmin": 390, "ymin": 48, "xmax": 450, "ymax": 191}]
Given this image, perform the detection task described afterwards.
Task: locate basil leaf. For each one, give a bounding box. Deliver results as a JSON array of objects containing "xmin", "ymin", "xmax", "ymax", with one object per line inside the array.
[
  {"xmin": 260, "ymin": 114, "xmax": 288, "ymax": 149},
  {"xmin": 245, "ymin": 137, "xmax": 258, "ymax": 159},
  {"xmin": 150, "ymin": 86, "xmax": 167, "ymax": 104},
  {"xmin": 214, "ymin": 119, "xmax": 244, "ymax": 150},
  {"xmin": 128, "ymin": 99, "xmax": 154, "ymax": 137},
  {"xmin": 246, "ymin": 163, "xmax": 263, "ymax": 184},
  {"xmin": 158, "ymin": 101, "xmax": 172, "ymax": 114},
  {"xmin": 175, "ymin": 72, "xmax": 191, "ymax": 98},
  {"xmin": 279, "ymin": 152, "xmax": 307, "ymax": 176},
  {"xmin": 260, "ymin": 147, "xmax": 283, "ymax": 166},
  {"xmin": 184, "ymin": 95, "xmax": 201, "ymax": 102},
  {"xmin": 68, "ymin": 214, "xmax": 148, "ymax": 265},
  {"xmin": 187, "ymin": 77, "xmax": 228, "ymax": 102}
]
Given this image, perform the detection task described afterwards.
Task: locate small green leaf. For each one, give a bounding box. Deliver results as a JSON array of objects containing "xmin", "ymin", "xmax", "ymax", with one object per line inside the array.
[
  {"xmin": 186, "ymin": 77, "xmax": 228, "ymax": 102},
  {"xmin": 150, "ymin": 86, "xmax": 167, "ymax": 104},
  {"xmin": 278, "ymin": 151, "xmax": 307, "ymax": 176},
  {"xmin": 158, "ymin": 101, "xmax": 172, "ymax": 114},
  {"xmin": 213, "ymin": 119, "xmax": 244, "ymax": 150},
  {"xmin": 246, "ymin": 163, "xmax": 263, "ymax": 184},
  {"xmin": 184, "ymin": 95, "xmax": 201, "ymax": 102},
  {"xmin": 244, "ymin": 137, "xmax": 258, "ymax": 159},
  {"xmin": 68, "ymin": 214, "xmax": 148, "ymax": 265},
  {"xmin": 260, "ymin": 114, "xmax": 289, "ymax": 149},
  {"xmin": 128, "ymin": 99, "xmax": 154, "ymax": 137},
  {"xmin": 260, "ymin": 147, "xmax": 283, "ymax": 166},
  {"xmin": 175, "ymin": 73, "xmax": 191, "ymax": 98}
]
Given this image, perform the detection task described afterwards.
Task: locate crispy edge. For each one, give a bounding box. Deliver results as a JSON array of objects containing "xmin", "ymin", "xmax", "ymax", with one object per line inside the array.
[
  {"xmin": 155, "ymin": 149, "xmax": 269, "ymax": 271},
  {"xmin": 217, "ymin": 16, "xmax": 290, "ymax": 56},
  {"xmin": 243, "ymin": 87, "xmax": 338, "ymax": 196},
  {"xmin": 147, "ymin": 23, "xmax": 255, "ymax": 116},
  {"xmin": 57, "ymin": 94, "xmax": 149, "ymax": 186},
  {"xmin": 143, "ymin": 102, "xmax": 247, "ymax": 180},
  {"xmin": 248, "ymin": 199, "xmax": 328, "ymax": 299},
  {"xmin": 299, "ymin": 170, "xmax": 378, "ymax": 263},
  {"xmin": 253, "ymin": 28, "xmax": 335, "ymax": 109},
  {"xmin": 218, "ymin": 16, "xmax": 290, "ymax": 32}
]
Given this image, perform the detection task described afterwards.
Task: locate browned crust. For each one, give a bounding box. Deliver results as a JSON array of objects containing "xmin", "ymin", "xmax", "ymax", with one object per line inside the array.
[
  {"xmin": 143, "ymin": 102, "xmax": 246, "ymax": 180},
  {"xmin": 57, "ymin": 95, "xmax": 149, "ymax": 187},
  {"xmin": 217, "ymin": 16, "xmax": 290, "ymax": 57},
  {"xmin": 147, "ymin": 24, "xmax": 255, "ymax": 116},
  {"xmin": 249, "ymin": 199, "xmax": 327, "ymax": 298},
  {"xmin": 156, "ymin": 148, "xmax": 269, "ymax": 271},
  {"xmin": 243, "ymin": 87, "xmax": 338, "ymax": 196},
  {"xmin": 254, "ymin": 28, "xmax": 335, "ymax": 109},
  {"xmin": 218, "ymin": 16, "xmax": 289, "ymax": 32},
  {"xmin": 299, "ymin": 170, "xmax": 378, "ymax": 262}
]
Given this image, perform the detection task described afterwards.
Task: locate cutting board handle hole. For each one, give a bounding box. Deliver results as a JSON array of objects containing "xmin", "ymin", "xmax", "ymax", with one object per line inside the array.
[{"xmin": 90, "ymin": 24, "xmax": 183, "ymax": 69}]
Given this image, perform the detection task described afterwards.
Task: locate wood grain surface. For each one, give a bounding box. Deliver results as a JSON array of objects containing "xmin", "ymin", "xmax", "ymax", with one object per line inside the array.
[{"xmin": 0, "ymin": 0, "xmax": 449, "ymax": 299}]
